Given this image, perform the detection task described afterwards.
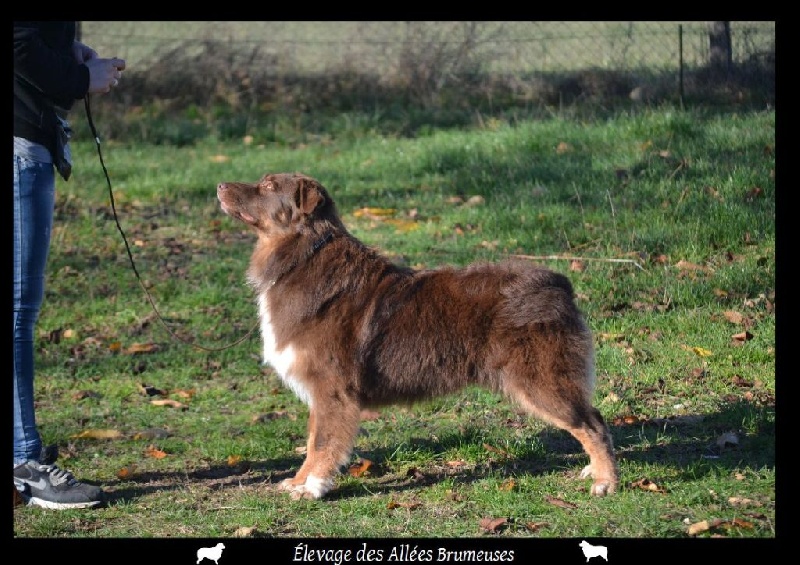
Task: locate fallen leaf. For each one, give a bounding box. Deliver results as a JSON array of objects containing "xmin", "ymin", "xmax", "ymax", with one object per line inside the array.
[
  {"xmin": 732, "ymin": 331, "xmax": 754, "ymax": 342},
  {"xmin": 387, "ymin": 499, "xmax": 422, "ymax": 510},
  {"xmin": 544, "ymin": 495, "xmax": 577, "ymax": 509},
  {"xmin": 690, "ymin": 367, "xmax": 706, "ymax": 378},
  {"xmin": 353, "ymin": 207, "xmax": 396, "ymax": 219},
  {"xmin": 556, "ymin": 141, "xmax": 571, "ymax": 154},
  {"xmin": 598, "ymin": 332, "xmax": 626, "ymax": 343},
  {"xmin": 116, "ymin": 465, "xmax": 137, "ymax": 479},
  {"xmin": 744, "ymin": 187, "xmax": 763, "ymax": 201},
  {"xmin": 498, "ymin": 479, "xmax": 517, "ymax": 491},
  {"xmin": 251, "ymin": 411, "xmax": 290, "ymax": 423},
  {"xmin": 108, "ymin": 341, "xmax": 122, "ymax": 352},
  {"xmin": 124, "ymin": 343, "xmax": 160, "ymax": 355},
  {"xmin": 689, "ymin": 517, "xmax": 753, "ymax": 536},
  {"xmin": 525, "ymin": 521, "xmax": 548, "ymax": 532},
  {"xmin": 613, "ymin": 415, "xmax": 643, "ymax": 426},
  {"xmin": 383, "ymin": 218, "xmax": 419, "ymax": 232},
  {"xmin": 569, "ymin": 260, "xmax": 585, "ymax": 272},
  {"xmin": 144, "ymin": 445, "xmax": 167, "ymax": 459},
  {"xmin": 483, "ymin": 443, "xmax": 513, "ymax": 458},
  {"xmin": 728, "ymin": 496, "xmax": 762, "ymax": 507},
  {"xmin": 630, "ymin": 477, "xmax": 667, "ymax": 493},
  {"xmin": 406, "ymin": 467, "xmax": 425, "ymax": 480},
  {"xmin": 675, "ymin": 260, "xmax": 712, "ymax": 273},
  {"xmin": 227, "ymin": 454, "xmax": 243, "ymax": 466},
  {"xmin": 233, "ymin": 526, "xmax": 258, "ymax": 538},
  {"xmin": 479, "ymin": 517, "xmax": 508, "ymax": 533},
  {"xmin": 723, "ymin": 311, "xmax": 745, "ymax": 324},
  {"xmin": 173, "ymin": 389, "xmax": 196, "ymax": 399},
  {"xmin": 209, "ymin": 155, "xmax": 230, "ymax": 163},
  {"xmin": 348, "ymin": 459, "xmax": 373, "ymax": 477},
  {"xmin": 71, "ymin": 429, "xmax": 124, "ymax": 440},
  {"xmin": 150, "ymin": 399, "xmax": 186, "ymax": 409},
  {"xmin": 132, "ymin": 428, "xmax": 171, "ymax": 440},
  {"xmin": 680, "ymin": 344, "xmax": 713, "ymax": 357},
  {"xmin": 688, "ymin": 520, "xmax": 711, "ymax": 535}
]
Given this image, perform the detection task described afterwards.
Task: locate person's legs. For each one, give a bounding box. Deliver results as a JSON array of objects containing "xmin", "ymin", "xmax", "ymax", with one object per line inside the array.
[
  {"xmin": 13, "ymin": 153, "xmax": 55, "ymax": 467},
  {"xmin": 12, "ymin": 153, "xmax": 104, "ymax": 509}
]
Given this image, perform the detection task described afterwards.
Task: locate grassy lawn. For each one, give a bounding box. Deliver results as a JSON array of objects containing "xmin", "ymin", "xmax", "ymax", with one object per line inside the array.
[{"xmin": 13, "ymin": 106, "xmax": 775, "ymax": 546}]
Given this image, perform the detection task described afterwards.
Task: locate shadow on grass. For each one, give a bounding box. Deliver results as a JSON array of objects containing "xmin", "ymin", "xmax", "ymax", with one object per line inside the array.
[{"xmin": 102, "ymin": 399, "xmax": 773, "ymax": 504}]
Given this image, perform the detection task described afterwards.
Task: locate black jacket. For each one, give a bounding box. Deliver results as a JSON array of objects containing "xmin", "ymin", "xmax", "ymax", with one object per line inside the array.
[{"xmin": 13, "ymin": 21, "xmax": 90, "ymax": 161}]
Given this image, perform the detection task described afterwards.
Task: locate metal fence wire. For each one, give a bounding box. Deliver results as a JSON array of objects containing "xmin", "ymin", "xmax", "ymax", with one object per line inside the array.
[{"xmin": 79, "ymin": 21, "xmax": 775, "ymax": 108}]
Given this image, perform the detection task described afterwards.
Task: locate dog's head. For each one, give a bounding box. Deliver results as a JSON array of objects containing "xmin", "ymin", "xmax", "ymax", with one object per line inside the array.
[{"xmin": 217, "ymin": 172, "xmax": 336, "ymax": 235}]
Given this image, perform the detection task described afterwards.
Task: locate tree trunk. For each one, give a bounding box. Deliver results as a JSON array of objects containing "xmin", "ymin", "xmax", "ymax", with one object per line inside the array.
[{"xmin": 708, "ymin": 21, "xmax": 732, "ymax": 75}]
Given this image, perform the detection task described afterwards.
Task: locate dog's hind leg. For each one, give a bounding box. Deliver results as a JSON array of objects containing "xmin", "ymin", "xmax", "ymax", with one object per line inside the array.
[
  {"xmin": 278, "ymin": 392, "xmax": 361, "ymax": 500},
  {"xmin": 513, "ymin": 388, "xmax": 617, "ymax": 495},
  {"xmin": 502, "ymin": 344, "xmax": 618, "ymax": 496}
]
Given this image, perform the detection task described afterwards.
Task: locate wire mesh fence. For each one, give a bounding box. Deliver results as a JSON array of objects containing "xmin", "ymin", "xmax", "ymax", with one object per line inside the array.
[
  {"xmin": 80, "ymin": 21, "xmax": 774, "ymax": 77},
  {"xmin": 76, "ymin": 21, "xmax": 774, "ymax": 140}
]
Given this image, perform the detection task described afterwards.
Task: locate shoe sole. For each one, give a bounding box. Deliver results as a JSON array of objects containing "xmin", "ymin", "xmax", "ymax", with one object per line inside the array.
[{"xmin": 26, "ymin": 496, "xmax": 103, "ymax": 510}]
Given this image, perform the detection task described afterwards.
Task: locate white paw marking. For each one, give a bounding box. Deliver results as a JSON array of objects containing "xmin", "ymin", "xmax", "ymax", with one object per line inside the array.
[{"xmin": 278, "ymin": 475, "xmax": 332, "ymax": 500}]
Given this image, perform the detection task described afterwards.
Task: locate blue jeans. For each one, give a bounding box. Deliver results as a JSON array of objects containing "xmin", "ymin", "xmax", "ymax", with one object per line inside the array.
[{"xmin": 13, "ymin": 153, "xmax": 55, "ymax": 466}]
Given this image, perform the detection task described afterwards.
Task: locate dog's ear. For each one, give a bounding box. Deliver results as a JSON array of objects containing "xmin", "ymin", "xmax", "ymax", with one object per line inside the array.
[{"xmin": 296, "ymin": 177, "xmax": 326, "ymax": 215}]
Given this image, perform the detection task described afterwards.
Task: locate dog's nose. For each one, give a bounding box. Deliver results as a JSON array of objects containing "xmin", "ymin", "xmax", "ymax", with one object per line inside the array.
[{"xmin": 217, "ymin": 183, "xmax": 227, "ymax": 192}]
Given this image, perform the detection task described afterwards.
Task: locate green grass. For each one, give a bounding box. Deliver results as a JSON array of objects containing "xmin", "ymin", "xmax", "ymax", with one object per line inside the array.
[{"xmin": 14, "ymin": 106, "xmax": 775, "ymax": 540}]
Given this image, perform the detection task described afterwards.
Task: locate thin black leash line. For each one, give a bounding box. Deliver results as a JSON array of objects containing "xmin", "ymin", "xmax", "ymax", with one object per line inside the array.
[{"xmin": 83, "ymin": 95, "xmax": 258, "ymax": 352}]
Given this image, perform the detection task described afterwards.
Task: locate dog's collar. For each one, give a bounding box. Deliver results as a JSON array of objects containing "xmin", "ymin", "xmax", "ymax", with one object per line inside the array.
[
  {"xmin": 268, "ymin": 231, "xmax": 335, "ymax": 288},
  {"xmin": 311, "ymin": 231, "xmax": 334, "ymax": 252}
]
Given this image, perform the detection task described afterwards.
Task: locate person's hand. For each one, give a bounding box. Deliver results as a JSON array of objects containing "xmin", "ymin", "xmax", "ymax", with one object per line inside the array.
[
  {"xmin": 85, "ymin": 57, "xmax": 127, "ymax": 94},
  {"xmin": 72, "ymin": 40, "xmax": 98, "ymax": 63}
]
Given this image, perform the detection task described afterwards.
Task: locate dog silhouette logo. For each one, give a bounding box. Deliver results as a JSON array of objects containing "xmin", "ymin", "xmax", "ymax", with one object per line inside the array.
[
  {"xmin": 197, "ymin": 542, "xmax": 226, "ymax": 564},
  {"xmin": 578, "ymin": 540, "xmax": 608, "ymax": 561}
]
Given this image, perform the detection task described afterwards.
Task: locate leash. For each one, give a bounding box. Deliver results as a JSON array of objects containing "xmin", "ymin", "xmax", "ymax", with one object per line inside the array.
[{"xmin": 83, "ymin": 95, "xmax": 258, "ymax": 352}]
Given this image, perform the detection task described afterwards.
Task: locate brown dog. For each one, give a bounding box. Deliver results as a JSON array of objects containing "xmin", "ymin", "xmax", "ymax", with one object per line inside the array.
[{"xmin": 217, "ymin": 172, "xmax": 618, "ymax": 499}]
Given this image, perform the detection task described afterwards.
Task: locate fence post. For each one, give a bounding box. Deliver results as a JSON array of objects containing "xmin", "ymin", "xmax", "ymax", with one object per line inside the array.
[{"xmin": 678, "ymin": 24, "xmax": 685, "ymax": 109}]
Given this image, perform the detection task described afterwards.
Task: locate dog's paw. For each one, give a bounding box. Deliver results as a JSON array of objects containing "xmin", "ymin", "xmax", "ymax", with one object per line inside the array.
[
  {"xmin": 590, "ymin": 480, "xmax": 616, "ymax": 497},
  {"xmin": 278, "ymin": 475, "xmax": 333, "ymax": 500},
  {"xmin": 580, "ymin": 465, "xmax": 617, "ymax": 496}
]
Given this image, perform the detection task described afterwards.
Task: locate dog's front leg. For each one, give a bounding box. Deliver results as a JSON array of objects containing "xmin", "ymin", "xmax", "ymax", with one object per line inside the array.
[{"xmin": 278, "ymin": 394, "xmax": 361, "ymax": 500}]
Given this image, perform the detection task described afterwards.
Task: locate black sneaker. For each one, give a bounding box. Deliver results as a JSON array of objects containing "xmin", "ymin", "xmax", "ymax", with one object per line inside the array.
[{"xmin": 13, "ymin": 461, "xmax": 104, "ymax": 509}]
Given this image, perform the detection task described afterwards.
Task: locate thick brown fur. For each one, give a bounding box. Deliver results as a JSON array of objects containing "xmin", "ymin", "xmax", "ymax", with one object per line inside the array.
[{"xmin": 217, "ymin": 172, "xmax": 618, "ymax": 499}]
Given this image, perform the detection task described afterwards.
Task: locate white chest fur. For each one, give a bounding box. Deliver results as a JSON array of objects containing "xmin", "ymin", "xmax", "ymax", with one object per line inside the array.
[{"xmin": 257, "ymin": 292, "xmax": 313, "ymax": 407}]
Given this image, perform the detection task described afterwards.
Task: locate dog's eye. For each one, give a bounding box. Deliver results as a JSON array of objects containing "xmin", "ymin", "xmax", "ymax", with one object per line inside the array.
[{"xmin": 259, "ymin": 180, "xmax": 275, "ymax": 193}]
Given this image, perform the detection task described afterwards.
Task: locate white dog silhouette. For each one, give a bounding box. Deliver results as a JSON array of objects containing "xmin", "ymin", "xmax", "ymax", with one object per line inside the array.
[
  {"xmin": 197, "ymin": 543, "xmax": 226, "ymax": 564},
  {"xmin": 578, "ymin": 540, "xmax": 607, "ymax": 562}
]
